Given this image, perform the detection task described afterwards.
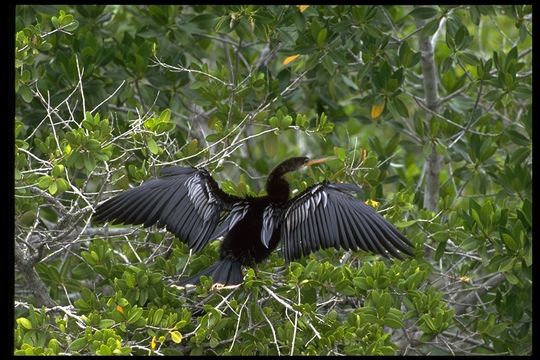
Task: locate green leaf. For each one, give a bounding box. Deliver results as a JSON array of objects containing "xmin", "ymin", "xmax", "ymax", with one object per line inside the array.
[
  {"xmin": 459, "ymin": 51, "xmax": 479, "ymax": 66},
  {"xmin": 69, "ymin": 338, "xmax": 87, "ymax": 352},
  {"xmin": 392, "ymin": 97, "xmax": 409, "ymax": 117},
  {"xmin": 317, "ymin": 28, "xmax": 328, "ymax": 48},
  {"xmin": 97, "ymin": 344, "xmax": 112, "ymax": 355},
  {"xmin": 506, "ymin": 129, "xmax": 530, "ymax": 146},
  {"xmin": 147, "ymin": 137, "xmax": 159, "ymax": 155},
  {"xmin": 51, "ymin": 15, "xmax": 60, "ymax": 28},
  {"xmin": 20, "ymin": 69, "xmax": 31, "ymax": 82},
  {"xmin": 520, "ymin": 198, "xmax": 532, "ymax": 228},
  {"xmin": 504, "ymin": 272, "xmax": 520, "ymax": 285},
  {"xmin": 498, "ymin": 258, "xmax": 515, "ymax": 273},
  {"xmin": 254, "ymin": 111, "xmax": 269, "ymax": 123},
  {"xmin": 19, "ymin": 84, "xmax": 33, "ymax": 103},
  {"xmin": 137, "ymin": 272, "xmax": 149, "ymax": 287},
  {"xmin": 209, "ymin": 336, "xmax": 219, "ymax": 348},
  {"xmin": 263, "ymin": 132, "xmax": 278, "ymax": 157},
  {"xmin": 394, "ymin": 219, "xmax": 417, "ymax": 228},
  {"xmin": 38, "ymin": 176, "xmax": 53, "ymax": 189},
  {"xmin": 159, "ymin": 108, "xmax": 171, "ymax": 123},
  {"xmin": 353, "ymin": 277, "xmax": 371, "ymax": 291},
  {"xmin": 333, "ymin": 146, "xmax": 346, "ymax": 162},
  {"xmin": 421, "ymin": 19, "xmax": 440, "ymax": 37},
  {"xmin": 64, "ymin": 20, "xmax": 79, "ymax": 31},
  {"xmin": 127, "ymin": 307, "xmax": 144, "ymax": 324},
  {"xmin": 398, "ymin": 41, "xmax": 413, "ymax": 67},
  {"xmin": 335, "ymin": 280, "xmax": 356, "ymax": 296},
  {"xmin": 409, "ymin": 7, "xmax": 439, "ymax": 20},
  {"xmin": 435, "ymin": 240, "xmax": 447, "ymax": 261},
  {"xmin": 56, "ymin": 178, "xmax": 69, "ymax": 193},
  {"xmin": 341, "ymin": 75, "xmax": 358, "ymax": 91},
  {"xmin": 295, "ymin": 114, "xmax": 308, "ymax": 129},
  {"xmin": 454, "ymin": 26, "xmax": 468, "ymax": 49},
  {"xmin": 48, "ymin": 338, "xmax": 61, "ymax": 354},
  {"xmin": 153, "ymin": 308, "xmax": 164, "ymax": 325},
  {"xmin": 71, "ymin": 262, "xmax": 94, "ymax": 280},
  {"xmin": 174, "ymin": 320, "xmax": 187, "ymax": 330},
  {"xmin": 268, "ymin": 116, "xmax": 278, "ymax": 128},
  {"xmin": 99, "ymin": 319, "xmax": 115, "ymax": 329},
  {"xmin": 51, "ymin": 165, "xmax": 65, "ymax": 177},
  {"xmin": 502, "ymin": 233, "xmax": 518, "ymax": 252},
  {"xmin": 85, "ymin": 139, "xmax": 101, "ymax": 151},
  {"xmin": 384, "ymin": 309, "xmax": 404, "ymax": 329},
  {"xmin": 139, "ymin": 288, "xmax": 148, "ymax": 306},
  {"xmin": 17, "ymin": 317, "xmax": 33, "ymax": 330},
  {"xmin": 205, "ymin": 133, "xmax": 222, "ymax": 143},
  {"xmin": 422, "ymin": 315, "xmax": 437, "ymax": 332},
  {"xmin": 523, "ymin": 242, "xmax": 532, "ymax": 267},
  {"xmin": 171, "ymin": 331, "xmax": 183, "ymax": 344},
  {"xmin": 280, "ymin": 115, "xmax": 293, "ymax": 129},
  {"xmin": 48, "ymin": 181, "xmax": 58, "ymax": 195},
  {"xmin": 83, "ymin": 155, "xmax": 96, "ymax": 172},
  {"xmin": 471, "ymin": 209, "xmax": 482, "ymax": 229}
]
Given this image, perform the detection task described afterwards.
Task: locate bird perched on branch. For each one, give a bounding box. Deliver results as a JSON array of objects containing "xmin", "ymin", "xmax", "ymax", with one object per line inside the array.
[{"xmin": 94, "ymin": 157, "xmax": 413, "ymax": 287}]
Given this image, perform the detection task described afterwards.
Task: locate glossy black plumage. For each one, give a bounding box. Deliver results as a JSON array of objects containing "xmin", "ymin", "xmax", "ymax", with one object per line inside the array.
[{"xmin": 94, "ymin": 157, "xmax": 413, "ymax": 286}]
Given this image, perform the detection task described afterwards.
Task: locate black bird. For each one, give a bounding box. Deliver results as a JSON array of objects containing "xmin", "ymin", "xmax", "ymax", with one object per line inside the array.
[{"xmin": 94, "ymin": 157, "xmax": 413, "ymax": 287}]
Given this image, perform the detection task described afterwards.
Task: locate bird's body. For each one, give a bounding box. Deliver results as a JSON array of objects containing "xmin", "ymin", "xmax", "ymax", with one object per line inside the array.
[
  {"xmin": 220, "ymin": 197, "xmax": 279, "ymax": 264},
  {"xmin": 94, "ymin": 157, "xmax": 413, "ymax": 286}
]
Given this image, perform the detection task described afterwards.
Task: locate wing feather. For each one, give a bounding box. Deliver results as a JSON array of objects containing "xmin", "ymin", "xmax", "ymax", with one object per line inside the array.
[
  {"xmin": 316, "ymin": 204, "xmax": 332, "ymax": 250},
  {"xmin": 324, "ymin": 200, "xmax": 338, "ymax": 248},
  {"xmin": 335, "ymin": 201, "xmax": 361, "ymax": 251},
  {"xmin": 354, "ymin": 210, "xmax": 391, "ymax": 257},
  {"xmin": 327, "ymin": 202, "xmax": 344, "ymax": 250},
  {"xmin": 94, "ymin": 166, "xmax": 242, "ymax": 252},
  {"xmin": 279, "ymin": 183, "xmax": 413, "ymax": 262},
  {"xmin": 335, "ymin": 203, "xmax": 358, "ymax": 250}
]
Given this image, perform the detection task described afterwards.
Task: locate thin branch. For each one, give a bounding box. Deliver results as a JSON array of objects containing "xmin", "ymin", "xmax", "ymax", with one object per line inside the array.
[
  {"xmin": 290, "ymin": 286, "xmax": 299, "ymax": 356},
  {"xmin": 90, "ymin": 80, "xmax": 126, "ymax": 114},
  {"xmin": 454, "ymin": 273, "xmax": 506, "ymax": 314},
  {"xmin": 75, "ymin": 55, "xmax": 86, "ymax": 116},
  {"xmin": 260, "ymin": 305, "xmax": 281, "ymax": 355},
  {"xmin": 151, "ymin": 56, "xmax": 232, "ymax": 88},
  {"xmin": 229, "ymin": 294, "xmax": 251, "ymax": 352},
  {"xmin": 410, "ymin": 93, "xmax": 500, "ymax": 137},
  {"xmin": 261, "ymin": 285, "xmax": 321, "ymax": 340}
]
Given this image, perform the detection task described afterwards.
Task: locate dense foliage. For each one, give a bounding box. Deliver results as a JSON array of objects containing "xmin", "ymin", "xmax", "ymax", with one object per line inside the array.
[{"xmin": 15, "ymin": 5, "xmax": 531, "ymax": 355}]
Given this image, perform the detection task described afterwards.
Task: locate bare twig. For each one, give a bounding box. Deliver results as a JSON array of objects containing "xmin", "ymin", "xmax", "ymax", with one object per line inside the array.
[
  {"xmin": 454, "ymin": 273, "xmax": 506, "ymax": 314},
  {"xmin": 75, "ymin": 56, "xmax": 86, "ymax": 116},
  {"xmin": 229, "ymin": 294, "xmax": 251, "ymax": 352},
  {"xmin": 91, "ymin": 80, "xmax": 126, "ymax": 114},
  {"xmin": 290, "ymin": 286, "xmax": 300, "ymax": 356}
]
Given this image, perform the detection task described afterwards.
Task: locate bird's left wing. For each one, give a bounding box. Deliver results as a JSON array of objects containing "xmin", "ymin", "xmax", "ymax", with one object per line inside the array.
[
  {"xmin": 279, "ymin": 183, "xmax": 413, "ymax": 262},
  {"xmin": 94, "ymin": 166, "xmax": 242, "ymax": 252}
]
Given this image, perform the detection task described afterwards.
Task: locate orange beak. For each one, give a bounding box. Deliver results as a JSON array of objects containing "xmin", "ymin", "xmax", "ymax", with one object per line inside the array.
[{"xmin": 305, "ymin": 157, "xmax": 334, "ymax": 167}]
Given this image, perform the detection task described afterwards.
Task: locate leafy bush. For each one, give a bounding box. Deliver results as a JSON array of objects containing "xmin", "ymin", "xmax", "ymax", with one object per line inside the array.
[{"xmin": 15, "ymin": 5, "xmax": 531, "ymax": 355}]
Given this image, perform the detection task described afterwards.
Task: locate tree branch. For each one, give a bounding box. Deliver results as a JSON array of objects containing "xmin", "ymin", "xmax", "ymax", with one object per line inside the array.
[
  {"xmin": 454, "ymin": 273, "xmax": 506, "ymax": 315},
  {"xmin": 417, "ymin": 16, "xmax": 443, "ymax": 212},
  {"xmin": 15, "ymin": 241, "xmax": 56, "ymax": 307}
]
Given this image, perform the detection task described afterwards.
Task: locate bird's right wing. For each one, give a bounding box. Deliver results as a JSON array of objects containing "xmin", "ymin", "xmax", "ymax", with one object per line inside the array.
[
  {"xmin": 279, "ymin": 183, "xmax": 414, "ymax": 262},
  {"xmin": 94, "ymin": 166, "xmax": 243, "ymax": 252}
]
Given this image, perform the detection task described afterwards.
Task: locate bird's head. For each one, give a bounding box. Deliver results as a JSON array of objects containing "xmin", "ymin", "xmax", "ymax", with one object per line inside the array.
[
  {"xmin": 270, "ymin": 156, "xmax": 333, "ymax": 177},
  {"xmin": 266, "ymin": 156, "xmax": 335, "ymax": 202}
]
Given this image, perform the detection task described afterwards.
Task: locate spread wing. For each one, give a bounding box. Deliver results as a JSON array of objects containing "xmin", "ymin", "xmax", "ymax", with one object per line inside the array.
[
  {"xmin": 279, "ymin": 183, "xmax": 413, "ymax": 262},
  {"xmin": 94, "ymin": 166, "xmax": 244, "ymax": 252}
]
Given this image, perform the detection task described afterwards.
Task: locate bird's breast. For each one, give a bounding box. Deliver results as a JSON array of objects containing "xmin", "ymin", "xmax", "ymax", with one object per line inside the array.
[{"xmin": 219, "ymin": 203, "xmax": 281, "ymax": 265}]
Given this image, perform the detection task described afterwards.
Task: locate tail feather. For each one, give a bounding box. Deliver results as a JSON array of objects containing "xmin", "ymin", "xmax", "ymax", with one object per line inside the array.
[{"xmin": 178, "ymin": 259, "xmax": 243, "ymax": 287}]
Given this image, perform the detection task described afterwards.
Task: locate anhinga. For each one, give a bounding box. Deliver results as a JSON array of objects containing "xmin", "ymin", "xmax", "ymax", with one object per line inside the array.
[{"xmin": 94, "ymin": 157, "xmax": 413, "ymax": 286}]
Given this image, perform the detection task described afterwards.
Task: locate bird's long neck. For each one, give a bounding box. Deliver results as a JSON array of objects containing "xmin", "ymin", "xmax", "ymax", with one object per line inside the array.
[{"xmin": 266, "ymin": 170, "xmax": 290, "ymax": 203}]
